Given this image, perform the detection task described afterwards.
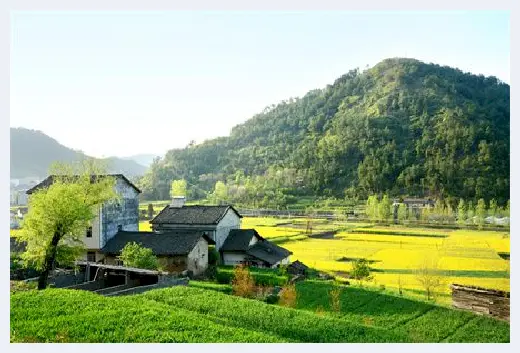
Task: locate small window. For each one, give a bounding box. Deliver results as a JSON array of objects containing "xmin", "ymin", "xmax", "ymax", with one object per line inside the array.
[
  {"xmin": 86, "ymin": 226, "xmax": 93, "ymax": 238},
  {"xmin": 117, "ymin": 225, "xmax": 123, "ymax": 232},
  {"xmin": 87, "ymin": 252, "xmax": 96, "ymax": 262}
]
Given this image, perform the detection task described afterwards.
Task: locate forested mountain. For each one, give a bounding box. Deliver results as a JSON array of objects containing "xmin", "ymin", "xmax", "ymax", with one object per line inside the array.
[
  {"xmin": 120, "ymin": 154, "xmax": 160, "ymax": 168},
  {"xmin": 138, "ymin": 58, "xmax": 510, "ymax": 207},
  {"xmin": 10, "ymin": 128, "xmax": 147, "ymax": 179}
]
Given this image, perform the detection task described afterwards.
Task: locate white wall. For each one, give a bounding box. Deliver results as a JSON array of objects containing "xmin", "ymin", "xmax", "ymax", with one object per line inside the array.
[
  {"xmin": 84, "ymin": 206, "xmax": 102, "ymax": 249},
  {"xmin": 187, "ymin": 238, "xmax": 209, "ymax": 275},
  {"xmin": 222, "ymin": 252, "xmax": 247, "ymax": 266},
  {"xmin": 215, "ymin": 209, "xmax": 241, "ymax": 250}
]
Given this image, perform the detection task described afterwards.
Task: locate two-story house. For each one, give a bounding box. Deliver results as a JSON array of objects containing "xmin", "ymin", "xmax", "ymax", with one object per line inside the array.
[
  {"xmin": 150, "ymin": 196, "xmax": 242, "ymax": 251},
  {"xmin": 26, "ymin": 174, "xmax": 141, "ymax": 263}
]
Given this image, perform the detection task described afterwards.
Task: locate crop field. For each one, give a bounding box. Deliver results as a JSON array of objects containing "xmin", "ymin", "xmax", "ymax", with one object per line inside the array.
[
  {"xmin": 11, "ymin": 285, "xmax": 509, "ymax": 343},
  {"xmin": 243, "ymin": 217, "xmax": 510, "ymax": 303}
]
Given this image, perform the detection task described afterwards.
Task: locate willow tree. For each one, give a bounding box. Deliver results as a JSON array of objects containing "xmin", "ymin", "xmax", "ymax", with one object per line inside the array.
[{"xmin": 16, "ymin": 160, "xmax": 118, "ymax": 290}]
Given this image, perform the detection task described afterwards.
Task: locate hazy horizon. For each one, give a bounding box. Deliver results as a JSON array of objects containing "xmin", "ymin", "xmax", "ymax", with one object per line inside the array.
[{"xmin": 10, "ymin": 11, "xmax": 510, "ymax": 158}]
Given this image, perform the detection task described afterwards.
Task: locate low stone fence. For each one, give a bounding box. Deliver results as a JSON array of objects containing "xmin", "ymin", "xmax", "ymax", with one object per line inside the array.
[{"xmin": 451, "ymin": 284, "xmax": 510, "ymax": 322}]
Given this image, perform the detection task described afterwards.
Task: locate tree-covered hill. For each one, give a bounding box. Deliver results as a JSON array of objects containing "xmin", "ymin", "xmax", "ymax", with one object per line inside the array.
[
  {"xmin": 138, "ymin": 58, "xmax": 510, "ymax": 206},
  {"xmin": 10, "ymin": 128, "xmax": 147, "ymax": 179}
]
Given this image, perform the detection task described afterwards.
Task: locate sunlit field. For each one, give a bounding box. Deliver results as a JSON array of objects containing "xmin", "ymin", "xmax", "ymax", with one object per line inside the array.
[{"xmin": 241, "ymin": 217, "xmax": 510, "ymax": 304}]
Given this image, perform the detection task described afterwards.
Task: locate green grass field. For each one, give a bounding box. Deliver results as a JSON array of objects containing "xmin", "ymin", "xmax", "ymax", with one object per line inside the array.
[{"xmin": 10, "ymin": 284, "xmax": 509, "ymax": 343}]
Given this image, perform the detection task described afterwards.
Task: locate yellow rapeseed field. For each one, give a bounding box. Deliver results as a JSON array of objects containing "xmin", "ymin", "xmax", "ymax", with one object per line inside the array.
[{"xmin": 244, "ymin": 217, "xmax": 510, "ymax": 302}]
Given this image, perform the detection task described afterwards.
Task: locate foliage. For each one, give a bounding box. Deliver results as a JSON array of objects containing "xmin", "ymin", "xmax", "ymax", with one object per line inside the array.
[
  {"xmin": 476, "ymin": 199, "xmax": 487, "ymax": 229},
  {"xmin": 136, "ymin": 59, "xmax": 509, "ymax": 207},
  {"xmin": 366, "ymin": 195, "xmax": 379, "ymax": 221},
  {"xmin": 216, "ymin": 267, "xmax": 288, "ymax": 287},
  {"xmin": 378, "ymin": 194, "xmax": 392, "ymax": 222},
  {"xmin": 414, "ymin": 255, "xmax": 445, "ymax": 301},
  {"xmin": 119, "ymin": 242, "xmax": 158, "ymax": 270},
  {"xmin": 15, "ymin": 160, "xmax": 118, "ymax": 289},
  {"xmin": 351, "ymin": 259, "xmax": 372, "ymax": 283},
  {"xmin": 231, "ymin": 265, "xmax": 256, "ymax": 298},
  {"xmin": 170, "ymin": 179, "xmax": 187, "ymax": 198},
  {"xmin": 457, "ymin": 199, "xmax": 467, "ymax": 225},
  {"xmin": 208, "ymin": 246, "xmax": 220, "ymax": 266},
  {"xmin": 329, "ymin": 287, "xmax": 342, "ymax": 313},
  {"xmin": 278, "ymin": 284, "xmax": 298, "ymax": 308}
]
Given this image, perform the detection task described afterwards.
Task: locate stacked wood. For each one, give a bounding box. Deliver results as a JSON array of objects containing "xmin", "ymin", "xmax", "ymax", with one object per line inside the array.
[{"xmin": 451, "ymin": 284, "xmax": 510, "ymax": 322}]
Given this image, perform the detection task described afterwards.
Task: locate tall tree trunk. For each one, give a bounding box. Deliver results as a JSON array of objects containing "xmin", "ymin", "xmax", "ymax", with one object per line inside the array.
[{"xmin": 37, "ymin": 229, "xmax": 62, "ymax": 290}]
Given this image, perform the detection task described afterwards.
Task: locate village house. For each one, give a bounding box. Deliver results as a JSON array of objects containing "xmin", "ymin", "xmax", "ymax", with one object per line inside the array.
[
  {"xmin": 219, "ymin": 229, "xmax": 292, "ymax": 268},
  {"xmin": 101, "ymin": 230, "xmax": 214, "ymax": 276},
  {"xmin": 150, "ymin": 197, "xmax": 242, "ymax": 251},
  {"xmin": 26, "ymin": 174, "xmax": 141, "ymax": 263}
]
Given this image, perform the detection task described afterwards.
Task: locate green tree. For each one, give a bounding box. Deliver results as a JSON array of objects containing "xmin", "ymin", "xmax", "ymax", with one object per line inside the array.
[
  {"xmin": 170, "ymin": 179, "xmax": 188, "ymax": 198},
  {"xmin": 119, "ymin": 242, "xmax": 158, "ymax": 270},
  {"xmin": 147, "ymin": 203, "xmax": 154, "ymax": 219},
  {"xmin": 466, "ymin": 201, "xmax": 475, "ymax": 224},
  {"xmin": 457, "ymin": 198, "xmax": 467, "ymax": 226},
  {"xmin": 213, "ymin": 181, "xmax": 229, "ymax": 204},
  {"xmin": 351, "ymin": 259, "xmax": 373, "ymax": 285},
  {"xmin": 397, "ymin": 203, "xmax": 408, "ymax": 223},
  {"xmin": 378, "ymin": 194, "xmax": 392, "ymax": 222},
  {"xmin": 16, "ymin": 160, "xmax": 118, "ymax": 290},
  {"xmin": 475, "ymin": 198, "xmax": 487, "ymax": 229},
  {"xmin": 365, "ymin": 195, "xmax": 379, "ymax": 221}
]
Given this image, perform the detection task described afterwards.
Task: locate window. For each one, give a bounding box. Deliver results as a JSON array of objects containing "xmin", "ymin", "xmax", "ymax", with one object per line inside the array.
[
  {"xmin": 87, "ymin": 252, "xmax": 96, "ymax": 262},
  {"xmin": 117, "ymin": 225, "xmax": 123, "ymax": 232},
  {"xmin": 86, "ymin": 226, "xmax": 92, "ymax": 238}
]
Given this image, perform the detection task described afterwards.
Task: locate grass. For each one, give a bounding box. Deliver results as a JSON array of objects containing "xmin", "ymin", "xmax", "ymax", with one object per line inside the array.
[{"xmin": 11, "ymin": 284, "xmax": 509, "ymax": 343}]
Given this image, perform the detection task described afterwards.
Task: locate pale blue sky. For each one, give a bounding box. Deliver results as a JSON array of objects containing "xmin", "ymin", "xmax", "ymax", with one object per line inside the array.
[{"xmin": 10, "ymin": 11, "xmax": 510, "ymax": 158}]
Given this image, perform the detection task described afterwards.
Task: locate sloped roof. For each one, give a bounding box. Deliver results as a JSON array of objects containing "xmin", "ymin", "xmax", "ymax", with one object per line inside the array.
[
  {"xmin": 220, "ymin": 229, "xmax": 263, "ymax": 252},
  {"xmin": 150, "ymin": 205, "xmax": 242, "ymax": 225},
  {"xmin": 220, "ymin": 228, "xmax": 292, "ymax": 265},
  {"xmin": 246, "ymin": 241, "xmax": 292, "ymax": 265},
  {"xmin": 101, "ymin": 230, "xmax": 214, "ymax": 256},
  {"xmin": 26, "ymin": 174, "xmax": 141, "ymax": 195}
]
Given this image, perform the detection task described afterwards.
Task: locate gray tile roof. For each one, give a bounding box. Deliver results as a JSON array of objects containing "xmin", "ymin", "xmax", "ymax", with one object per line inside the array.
[
  {"xmin": 26, "ymin": 174, "xmax": 141, "ymax": 194},
  {"xmin": 220, "ymin": 229, "xmax": 292, "ymax": 265},
  {"xmin": 150, "ymin": 205, "xmax": 242, "ymax": 225},
  {"xmin": 101, "ymin": 230, "xmax": 214, "ymax": 256},
  {"xmin": 219, "ymin": 229, "xmax": 262, "ymax": 251}
]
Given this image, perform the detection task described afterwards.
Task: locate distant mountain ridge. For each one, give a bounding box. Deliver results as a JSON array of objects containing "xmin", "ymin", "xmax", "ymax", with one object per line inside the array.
[
  {"xmin": 119, "ymin": 154, "xmax": 159, "ymax": 168},
  {"xmin": 10, "ymin": 128, "xmax": 147, "ymax": 179}
]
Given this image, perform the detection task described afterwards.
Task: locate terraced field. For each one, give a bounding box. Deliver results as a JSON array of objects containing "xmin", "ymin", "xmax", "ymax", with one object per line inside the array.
[{"xmin": 10, "ymin": 285, "xmax": 509, "ymax": 343}]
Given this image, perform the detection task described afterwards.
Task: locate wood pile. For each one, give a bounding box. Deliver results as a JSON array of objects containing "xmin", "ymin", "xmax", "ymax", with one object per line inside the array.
[{"xmin": 451, "ymin": 284, "xmax": 510, "ymax": 322}]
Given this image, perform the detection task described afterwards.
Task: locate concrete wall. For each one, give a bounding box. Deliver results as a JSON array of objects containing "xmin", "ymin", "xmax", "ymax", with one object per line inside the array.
[
  {"xmin": 222, "ymin": 252, "xmax": 247, "ymax": 266},
  {"xmin": 215, "ymin": 210, "xmax": 241, "ymax": 250},
  {"xmin": 100, "ymin": 179, "xmax": 139, "ymax": 248},
  {"xmin": 187, "ymin": 238, "xmax": 209, "ymax": 276}
]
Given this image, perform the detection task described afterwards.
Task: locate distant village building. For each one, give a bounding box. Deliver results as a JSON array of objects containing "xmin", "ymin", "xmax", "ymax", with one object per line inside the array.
[
  {"xmin": 150, "ymin": 198, "xmax": 242, "ymax": 251},
  {"xmin": 26, "ymin": 174, "xmax": 141, "ymax": 263},
  {"xmin": 219, "ymin": 229, "xmax": 292, "ymax": 268}
]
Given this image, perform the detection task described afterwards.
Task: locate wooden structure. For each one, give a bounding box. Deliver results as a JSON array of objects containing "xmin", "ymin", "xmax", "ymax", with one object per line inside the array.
[{"xmin": 451, "ymin": 284, "xmax": 510, "ymax": 322}]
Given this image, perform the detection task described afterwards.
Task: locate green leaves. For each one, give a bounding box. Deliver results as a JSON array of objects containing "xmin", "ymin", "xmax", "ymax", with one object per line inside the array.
[{"xmin": 119, "ymin": 242, "xmax": 158, "ymax": 270}]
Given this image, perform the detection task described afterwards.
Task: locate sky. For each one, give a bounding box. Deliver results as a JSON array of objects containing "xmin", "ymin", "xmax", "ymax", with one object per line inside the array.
[{"xmin": 10, "ymin": 11, "xmax": 510, "ymax": 158}]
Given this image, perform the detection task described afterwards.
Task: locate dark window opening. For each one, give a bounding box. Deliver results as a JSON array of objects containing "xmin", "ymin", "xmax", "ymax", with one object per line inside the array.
[
  {"xmin": 87, "ymin": 252, "xmax": 96, "ymax": 262},
  {"xmin": 86, "ymin": 226, "xmax": 93, "ymax": 238},
  {"xmin": 117, "ymin": 225, "xmax": 123, "ymax": 231}
]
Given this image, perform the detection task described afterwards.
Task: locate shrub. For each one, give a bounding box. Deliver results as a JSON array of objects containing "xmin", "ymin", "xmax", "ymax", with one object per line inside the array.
[
  {"xmin": 351, "ymin": 259, "xmax": 372, "ymax": 283},
  {"xmin": 329, "ymin": 287, "xmax": 342, "ymax": 314},
  {"xmin": 231, "ymin": 265, "xmax": 256, "ymax": 298},
  {"xmin": 119, "ymin": 242, "xmax": 158, "ymax": 270},
  {"xmin": 208, "ymin": 246, "xmax": 220, "ymax": 266},
  {"xmin": 279, "ymin": 284, "xmax": 297, "ymax": 308}
]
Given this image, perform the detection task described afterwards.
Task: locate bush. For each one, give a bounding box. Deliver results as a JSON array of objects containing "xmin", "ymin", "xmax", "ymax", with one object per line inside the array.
[
  {"xmin": 208, "ymin": 246, "xmax": 220, "ymax": 266},
  {"xmin": 216, "ymin": 267, "xmax": 288, "ymax": 286},
  {"xmin": 351, "ymin": 259, "xmax": 372, "ymax": 283},
  {"xmin": 231, "ymin": 265, "xmax": 256, "ymax": 298},
  {"xmin": 119, "ymin": 242, "xmax": 158, "ymax": 270},
  {"xmin": 279, "ymin": 284, "xmax": 298, "ymax": 308}
]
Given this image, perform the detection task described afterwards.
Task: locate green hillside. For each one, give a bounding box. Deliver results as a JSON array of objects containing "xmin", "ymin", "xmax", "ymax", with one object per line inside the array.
[
  {"xmin": 10, "ymin": 284, "xmax": 509, "ymax": 343},
  {"xmin": 138, "ymin": 58, "xmax": 509, "ymax": 206},
  {"xmin": 10, "ymin": 128, "xmax": 146, "ymax": 179}
]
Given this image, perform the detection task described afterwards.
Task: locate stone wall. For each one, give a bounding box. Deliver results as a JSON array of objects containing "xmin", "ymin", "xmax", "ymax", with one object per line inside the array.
[{"xmin": 451, "ymin": 284, "xmax": 510, "ymax": 322}]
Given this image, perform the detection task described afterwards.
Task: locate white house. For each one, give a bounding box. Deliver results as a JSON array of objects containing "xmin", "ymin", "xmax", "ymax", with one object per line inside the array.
[
  {"xmin": 219, "ymin": 229, "xmax": 292, "ymax": 268},
  {"xmin": 26, "ymin": 174, "xmax": 141, "ymax": 263},
  {"xmin": 150, "ymin": 197, "xmax": 242, "ymax": 251}
]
